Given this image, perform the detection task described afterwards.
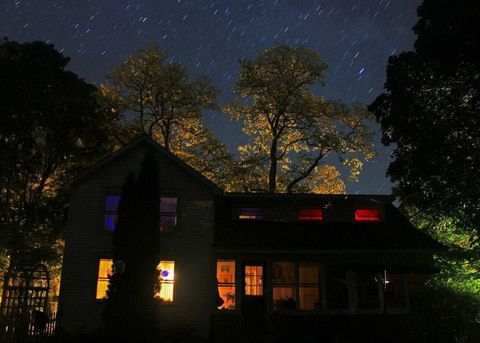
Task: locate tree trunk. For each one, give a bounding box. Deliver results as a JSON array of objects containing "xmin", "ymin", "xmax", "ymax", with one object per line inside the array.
[{"xmin": 268, "ymin": 138, "xmax": 278, "ymax": 193}]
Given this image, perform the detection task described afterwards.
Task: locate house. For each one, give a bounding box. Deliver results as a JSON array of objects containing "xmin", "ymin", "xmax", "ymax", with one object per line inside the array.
[{"xmin": 58, "ymin": 135, "xmax": 443, "ymax": 340}]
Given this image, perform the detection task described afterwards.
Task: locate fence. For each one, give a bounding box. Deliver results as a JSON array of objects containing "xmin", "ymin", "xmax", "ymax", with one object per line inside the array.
[{"xmin": 0, "ymin": 310, "xmax": 58, "ymax": 343}]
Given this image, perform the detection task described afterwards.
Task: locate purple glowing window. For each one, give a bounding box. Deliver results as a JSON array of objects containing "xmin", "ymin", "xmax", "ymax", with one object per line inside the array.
[
  {"xmin": 104, "ymin": 195, "xmax": 121, "ymax": 231},
  {"xmin": 160, "ymin": 197, "xmax": 177, "ymax": 232},
  {"xmin": 104, "ymin": 195, "xmax": 177, "ymax": 232}
]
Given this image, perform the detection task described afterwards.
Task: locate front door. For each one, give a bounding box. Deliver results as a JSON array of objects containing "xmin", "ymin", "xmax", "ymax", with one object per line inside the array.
[{"xmin": 241, "ymin": 262, "xmax": 266, "ymax": 333}]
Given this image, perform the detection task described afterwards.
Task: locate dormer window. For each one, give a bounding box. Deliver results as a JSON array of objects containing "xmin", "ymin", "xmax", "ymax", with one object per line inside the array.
[
  {"xmin": 238, "ymin": 208, "xmax": 263, "ymax": 220},
  {"xmin": 298, "ymin": 208, "xmax": 324, "ymax": 221},
  {"xmin": 354, "ymin": 209, "xmax": 381, "ymax": 222}
]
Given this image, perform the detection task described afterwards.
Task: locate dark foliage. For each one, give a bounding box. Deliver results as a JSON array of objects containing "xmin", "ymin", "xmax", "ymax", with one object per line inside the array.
[
  {"xmin": 103, "ymin": 153, "xmax": 161, "ymax": 343},
  {"xmin": 0, "ymin": 38, "xmax": 113, "ymax": 269},
  {"xmin": 368, "ymin": 0, "xmax": 480, "ymax": 235}
]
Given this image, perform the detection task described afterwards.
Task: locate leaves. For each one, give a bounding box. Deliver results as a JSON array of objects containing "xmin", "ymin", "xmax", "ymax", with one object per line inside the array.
[{"xmin": 227, "ymin": 44, "xmax": 375, "ymax": 193}]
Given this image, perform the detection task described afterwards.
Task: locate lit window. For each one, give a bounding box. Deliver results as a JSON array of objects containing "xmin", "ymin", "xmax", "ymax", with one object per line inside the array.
[
  {"xmin": 298, "ymin": 208, "xmax": 324, "ymax": 221},
  {"xmin": 96, "ymin": 259, "xmax": 113, "ymax": 299},
  {"xmin": 244, "ymin": 265, "xmax": 263, "ymax": 296},
  {"xmin": 104, "ymin": 195, "xmax": 177, "ymax": 232},
  {"xmin": 217, "ymin": 260, "xmax": 235, "ymax": 310},
  {"xmin": 299, "ymin": 264, "xmax": 320, "ymax": 310},
  {"xmin": 354, "ymin": 209, "xmax": 381, "ymax": 222},
  {"xmin": 155, "ymin": 261, "xmax": 175, "ymax": 302},
  {"xmin": 104, "ymin": 196, "xmax": 121, "ymax": 231},
  {"xmin": 273, "ymin": 262, "xmax": 296, "ymax": 310},
  {"xmin": 160, "ymin": 197, "xmax": 177, "ymax": 232},
  {"xmin": 238, "ymin": 208, "xmax": 263, "ymax": 220}
]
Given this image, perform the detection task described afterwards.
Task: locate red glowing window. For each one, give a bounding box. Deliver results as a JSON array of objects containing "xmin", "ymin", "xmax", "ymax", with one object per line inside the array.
[
  {"xmin": 298, "ymin": 208, "xmax": 324, "ymax": 221},
  {"xmin": 355, "ymin": 209, "xmax": 381, "ymax": 222}
]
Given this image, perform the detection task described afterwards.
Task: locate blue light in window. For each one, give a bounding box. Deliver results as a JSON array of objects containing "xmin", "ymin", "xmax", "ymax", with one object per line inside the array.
[{"xmin": 161, "ymin": 270, "xmax": 169, "ymax": 278}]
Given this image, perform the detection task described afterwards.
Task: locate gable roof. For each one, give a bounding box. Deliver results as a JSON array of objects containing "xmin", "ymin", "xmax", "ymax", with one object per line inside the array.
[{"xmin": 70, "ymin": 134, "xmax": 223, "ymax": 193}]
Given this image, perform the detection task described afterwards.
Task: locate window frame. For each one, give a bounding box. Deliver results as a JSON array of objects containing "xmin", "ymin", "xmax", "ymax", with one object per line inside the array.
[
  {"xmin": 95, "ymin": 258, "xmax": 113, "ymax": 300},
  {"xmin": 99, "ymin": 193, "xmax": 179, "ymax": 233},
  {"xmin": 156, "ymin": 260, "xmax": 176, "ymax": 304},
  {"xmin": 236, "ymin": 208, "xmax": 263, "ymax": 221},
  {"xmin": 298, "ymin": 208, "xmax": 324, "ymax": 222},
  {"xmin": 272, "ymin": 261, "xmax": 297, "ymax": 311},
  {"xmin": 354, "ymin": 208, "xmax": 382, "ymax": 222},
  {"xmin": 216, "ymin": 259, "xmax": 236, "ymax": 310}
]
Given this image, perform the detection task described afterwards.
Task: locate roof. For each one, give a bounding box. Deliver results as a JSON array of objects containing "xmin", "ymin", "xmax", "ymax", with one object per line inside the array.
[
  {"xmin": 214, "ymin": 200, "xmax": 445, "ymax": 251},
  {"xmin": 224, "ymin": 192, "xmax": 396, "ymax": 202},
  {"xmin": 70, "ymin": 134, "xmax": 223, "ymax": 193}
]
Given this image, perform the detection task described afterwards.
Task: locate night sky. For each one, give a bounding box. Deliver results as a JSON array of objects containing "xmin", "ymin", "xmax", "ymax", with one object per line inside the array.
[{"xmin": 1, "ymin": 0, "xmax": 422, "ymax": 195}]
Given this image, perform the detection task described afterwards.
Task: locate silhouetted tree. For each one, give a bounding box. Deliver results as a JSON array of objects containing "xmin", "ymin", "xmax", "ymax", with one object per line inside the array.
[
  {"xmin": 369, "ymin": 0, "xmax": 480, "ymax": 237},
  {"xmin": 0, "ymin": 39, "xmax": 113, "ymax": 272},
  {"xmin": 104, "ymin": 153, "xmax": 160, "ymax": 343}
]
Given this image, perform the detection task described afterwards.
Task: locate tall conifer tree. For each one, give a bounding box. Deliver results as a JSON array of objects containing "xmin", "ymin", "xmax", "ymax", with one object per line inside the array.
[{"xmin": 104, "ymin": 152, "xmax": 160, "ymax": 343}]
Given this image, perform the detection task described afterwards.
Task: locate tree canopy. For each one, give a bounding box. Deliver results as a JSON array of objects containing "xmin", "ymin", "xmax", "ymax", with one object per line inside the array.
[
  {"xmin": 226, "ymin": 44, "xmax": 375, "ymax": 193},
  {"xmin": 0, "ymin": 39, "xmax": 113, "ymax": 269},
  {"xmin": 101, "ymin": 45, "xmax": 234, "ymax": 189},
  {"xmin": 369, "ymin": 0, "xmax": 480, "ymax": 238}
]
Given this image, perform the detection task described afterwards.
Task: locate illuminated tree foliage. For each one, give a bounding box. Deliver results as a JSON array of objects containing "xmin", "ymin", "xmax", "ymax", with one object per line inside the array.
[
  {"xmin": 0, "ymin": 39, "xmax": 112, "ymax": 269},
  {"xmin": 226, "ymin": 44, "xmax": 375, "ymax": 193},
  {"xmin": 101, "ymin": 45, "xmax": 234, "ymax": 189},
  {"xmin": 104, "ymin": 153, "xmax": 161, "ymax": 342}
]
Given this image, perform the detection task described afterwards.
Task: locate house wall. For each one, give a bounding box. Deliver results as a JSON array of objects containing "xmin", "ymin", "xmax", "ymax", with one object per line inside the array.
[{"xmin": 58, "ymin": 143, "xmax": 216, "ymax": 336}]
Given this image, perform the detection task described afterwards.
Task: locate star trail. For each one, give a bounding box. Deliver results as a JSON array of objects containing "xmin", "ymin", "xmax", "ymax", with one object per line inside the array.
[{"xmin": 0, "ymin": 0, "xmax": 422, "ymax": 194}]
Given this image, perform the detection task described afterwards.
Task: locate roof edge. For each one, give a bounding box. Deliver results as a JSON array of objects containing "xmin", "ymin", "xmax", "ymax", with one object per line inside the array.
[{"xmin": 69, "ymin": 134, "xmax": 223, "ymax": 193}]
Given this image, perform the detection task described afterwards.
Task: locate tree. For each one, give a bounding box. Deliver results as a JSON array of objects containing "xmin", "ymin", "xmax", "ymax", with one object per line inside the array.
[
  {"xmin": 104, "ymin": 153, "xmax": 161, "ymax": 342},
  {"xmin": 368, "ymin": 0, "xmax": 480, "ymax": 237},
  {"xmin": 101, "ymin": 45, "xmax": 234, "ymax": 188},
  {"xmin": 226, "ymin": 44, "xmax": 375, "ymax": 193},
  {"xmin": 369, "ymin": 2, "xmax": 480, "ymax": 338},
  {"xmin": 0, "ymin": 39, "xmax": 113, "ymax": 270}
]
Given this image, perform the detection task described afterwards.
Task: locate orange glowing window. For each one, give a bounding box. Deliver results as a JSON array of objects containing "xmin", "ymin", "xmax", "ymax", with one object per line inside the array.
[
  {"xmin": 298, "ymin": 208, "xmax": 324, "ymax": 221},
  {"xmin": 96, "ymin": 259, "xmax": 113, "ymax": 299},
  {"xmin": 245, "ymin": 265, "xmax": 263, "ymax": 296},
  {"xmin": 155, "ymin": 261, "xmax": 175, "ymax": 302},
  {"xmin": 355, "ymin": 209, "xmax": 381, "ymax": 222},
  {"xmin": 217, "ymin": 260, "xmax": 235, "ymax": 310},
  {"xmin": 238, "ymin": 208, "xmax": 263, "ymax": 220}
]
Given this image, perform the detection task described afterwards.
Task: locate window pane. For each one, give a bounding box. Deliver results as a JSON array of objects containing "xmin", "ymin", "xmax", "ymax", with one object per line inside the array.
[
  {"xmin": 217, "ymin": 260, "xmax": 235, "ymax": 284},
  {"xmin": 326, "ymin": 268, "xmax": 349, "ymax": 309},
  {"xmin": 300, "ymin": 287, "xmax": 320, "ymax": 310},
  {"xmin": 357, "ymin": 271, "xmax": 380, "ymax": 309},
  {"xmin": 385, "ymin": 272, "xmax": 406, "ymax": 308},
  {"xmin": 238, "ymin": 208, "xmax": 263, "ymax": 220},
  {"xmin": 217, "ymin": 260, "xmax": 235, "ymax": 310},
  {"xmin": 104, "ymin": 196, "xmax": 121, "ymax": 231},
  {"xmin": 273, "ymin": 262, "xmax": 294, "ymax": 284},
  {"xmin": 218, "ymin": 285, "xmax": 236, "ymax": 310},
  {"xmin": 245, "ymin": 265, "xmax": 263, "ymax": 296},
  {"xmin": 96, "ymin": 259, "xmax": 113, "ymax": 299},
  {"xmin": 156, "ymin": 261, "xmax": 175, "ymax": 302},
  {"xmin": 298, "ymin": 208, "xmax": 324, "ymax": 221},
  {"xmin": 299, "ymin": 265, "xmax": 320, "ymax": 310},
  {"xmin": 105, "ymin": 196, "xmax": 121, "ymax": 212},
  {"xmin": 355, "ymin": 209, "xmax": 381, "ymax": 221},
  {"xmin": 160, "ymin": 197, "xmax": 177, "ymax": 232}
]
